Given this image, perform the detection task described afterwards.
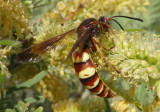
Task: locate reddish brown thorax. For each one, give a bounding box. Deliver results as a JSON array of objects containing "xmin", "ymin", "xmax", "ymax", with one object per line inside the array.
[{"xmin": 75, "ymin": 17, "xmax": 111, "ymax": 50}]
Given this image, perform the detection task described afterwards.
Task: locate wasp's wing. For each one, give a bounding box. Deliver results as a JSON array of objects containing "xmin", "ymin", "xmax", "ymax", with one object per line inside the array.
[
  {"xmin": 66, "ymin": 27, "xmax": 94, "ymax": 59},
  {"xmin": 15, "ymin": 29, "xmax": 76, "ymax": 63}
]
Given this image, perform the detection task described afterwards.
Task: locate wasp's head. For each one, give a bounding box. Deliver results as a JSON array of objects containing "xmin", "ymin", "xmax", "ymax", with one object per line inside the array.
[
  {"xmin": 98, "ymin": 16, "xmax": 143, "ymax": 32},
  {"xmin": 98, "ymin": 16, "xmax": 109, "ymax": 24},
  {"xmin": 98, "ymin": 16, "xmax": 111, "ymax": 33}
]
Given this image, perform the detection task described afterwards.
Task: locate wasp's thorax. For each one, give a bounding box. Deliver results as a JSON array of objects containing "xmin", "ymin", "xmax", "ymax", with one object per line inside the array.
[{"xmin": 76, "ymin": 17, "xmax": 112, "ymax": 49}]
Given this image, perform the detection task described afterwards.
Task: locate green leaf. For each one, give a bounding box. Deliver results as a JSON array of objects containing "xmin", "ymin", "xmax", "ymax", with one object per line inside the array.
[
  {"xmin": 4, "ymin": 109, "xmax": 16, "ymax": 112},
  {"xmin": 5, "ymin": 101, "xmax": 43, "ymax": 112},
  {"xmin": 104, "ymin": 99, "xmax": 111, "ymax": 112},
  {"xmin": 17, "ymin": 71, "xmax": 47, "ymax": 88},
  {"xmin": 134, "ymin": 83, "xmax": 154, "ymax": 106},
  {"xmin": 0, "ymin": 40, "xmax": 16, "ymax": 46},
  {"xmin": 5, "ymin": 101, "xmax": 29, "ymax": 112},
  {"xmin": 24, "ymin": 96, "xmax": 45, "ymax": 104},
  {"xmin": 0, "ymin": 73, "xmax": 5, "ymax": 90},
  {"xmin": 14, "ymin": 101, "xmax": 29, "ymax": 112},
  {"xmin": 30, "ymin": 107, "xmax": 43, "ymax": 112},
  {"xmin": 6, "ymin": 71, "xmax": 47, "ymax": 94},
  {"xmin": 142, "ymin": 0, "xmax": 160, "ymax": 34},
  {"xmin": 34, "ymin": 107, "xmax": 43, "ymax": 112},
  {"xmin": 100, "ymin": 70, "xmax": 154, "ymax": 107},
  {"xmin": 125, "ymin": 29, "xmax": 144, "ymax": 32}
]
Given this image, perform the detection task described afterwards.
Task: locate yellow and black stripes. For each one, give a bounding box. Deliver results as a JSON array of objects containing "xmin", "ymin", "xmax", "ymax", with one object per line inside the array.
[{"xmin": 72, "ymin": 49, "xmax": 115, "ymax": 98}]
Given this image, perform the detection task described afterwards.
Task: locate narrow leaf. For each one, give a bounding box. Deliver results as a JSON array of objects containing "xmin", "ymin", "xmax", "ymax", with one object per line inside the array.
[
  {"xmin": 24, "ymin": 96, "xmax": 45, "ymax": 104},
  {"xmin": 0, "ymin": 73, "xmax": 5, "ymax": 90},
  {"xmin": 151, "ymin": 0, "xmax": 160, "ymax": 7},
  {"xmin": 125, "ymin": 29, "xmax": 144, "ymax": 32},
  {"xmin": 31, "ymin": 107, "xmax": 43, "ymax": 112},
  {"xmin": 6, "ymin": 71, "xmax": 47, "ymax": 94},
  {"xmin": 104, "ymin": 98, "xmax": 111, "ymax": 112},
  {"xmin": 0, "ymin": 40, "xmax": 16, "ymax": 46},
  {"xmin": 17, "ymin": 71, "xmax": 47, "ymax": 88}
]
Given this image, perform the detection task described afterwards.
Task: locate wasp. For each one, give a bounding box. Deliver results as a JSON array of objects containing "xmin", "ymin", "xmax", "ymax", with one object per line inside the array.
[{"xmin": 15, "ymin": 16, "xmax": 143, "ymax": 98}]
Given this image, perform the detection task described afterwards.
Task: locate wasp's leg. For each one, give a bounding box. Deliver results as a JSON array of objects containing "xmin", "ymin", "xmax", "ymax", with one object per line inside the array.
[{"xmin": 92, "ymin": 37, "xmax": 120, "ymax": 74}]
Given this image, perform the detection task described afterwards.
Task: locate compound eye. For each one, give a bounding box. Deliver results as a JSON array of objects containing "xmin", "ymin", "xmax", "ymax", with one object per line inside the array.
[
  {"xmin": 98, "ymin": 17, "xmax": 104, "ymax": 22},
  {"xmin": 103, "ymin": 18, "xmax": 109, "ymax": 23}
]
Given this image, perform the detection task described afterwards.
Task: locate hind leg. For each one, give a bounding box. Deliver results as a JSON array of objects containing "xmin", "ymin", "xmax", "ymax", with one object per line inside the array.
[{"xmin": 92, "ymin": 37, "xmax": 120, "ymax": 74}]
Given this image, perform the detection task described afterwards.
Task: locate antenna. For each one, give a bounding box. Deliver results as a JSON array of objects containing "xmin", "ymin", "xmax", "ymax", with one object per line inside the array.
[
  {"xmin": 111, "ymin": 19, "xmax": 124, "ymax": 30},
  {"xmin": 110, "ymin": 16, "xmax": 143, "ymax": 22}
]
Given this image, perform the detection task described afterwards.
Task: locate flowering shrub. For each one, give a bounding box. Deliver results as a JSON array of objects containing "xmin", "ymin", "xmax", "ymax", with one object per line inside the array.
[{"xmin": 1, "ymin": 0, "xmax": 160, "ymax": 111}]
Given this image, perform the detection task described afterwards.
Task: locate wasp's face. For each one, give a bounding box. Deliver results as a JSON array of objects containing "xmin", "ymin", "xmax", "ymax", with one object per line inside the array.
[
  {"xmin": 98, "ymin": 16, "xmax": 109, "ymax": 24},
  {"xmin": 98, "ymin": 16, "xmax": 110, "ymax": 33}
]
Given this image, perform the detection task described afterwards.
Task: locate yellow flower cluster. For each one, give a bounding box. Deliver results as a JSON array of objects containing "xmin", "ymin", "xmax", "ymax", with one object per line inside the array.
[
  {"xmin": 110, "ymin": 98, "xmax": 137, "ymax": 112},
  {"xmin": 53, "ymin": 0, "xmax": 149, "ymax": 21},
  {"xmin": 89, "ymin": 31, "xmax": 160, "ymax": 86},
  {"xmin": 0, "ymin": 0, "xmax": 30, "ymax": 38},
  {"xmin": 35, "ymin": 74, "xmax": 69, "ymax": 102},
  {"xmin": 106, "ymin": 32, "xmax": 160, "ymax": 85},
  {"xmin": 53, "ymin": 96, "xmax": 106, "ymax": 112}
]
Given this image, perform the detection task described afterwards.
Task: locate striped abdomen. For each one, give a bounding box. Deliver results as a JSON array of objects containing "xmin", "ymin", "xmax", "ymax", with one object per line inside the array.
[{"xmin": 72, "ymin": 49, "xmax": 115, "ymax": 98}]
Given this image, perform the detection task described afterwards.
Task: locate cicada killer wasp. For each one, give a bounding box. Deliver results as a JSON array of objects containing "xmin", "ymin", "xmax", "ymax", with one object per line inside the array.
[{"xmin": 15, "ymin": 16, "xmax": 143, "ymax": 98}]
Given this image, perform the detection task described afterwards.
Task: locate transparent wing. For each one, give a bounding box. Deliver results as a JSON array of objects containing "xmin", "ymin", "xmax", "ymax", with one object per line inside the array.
[{"xmin": 15, "ymin": 29, "xmax": 76, "ymax": 63}]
